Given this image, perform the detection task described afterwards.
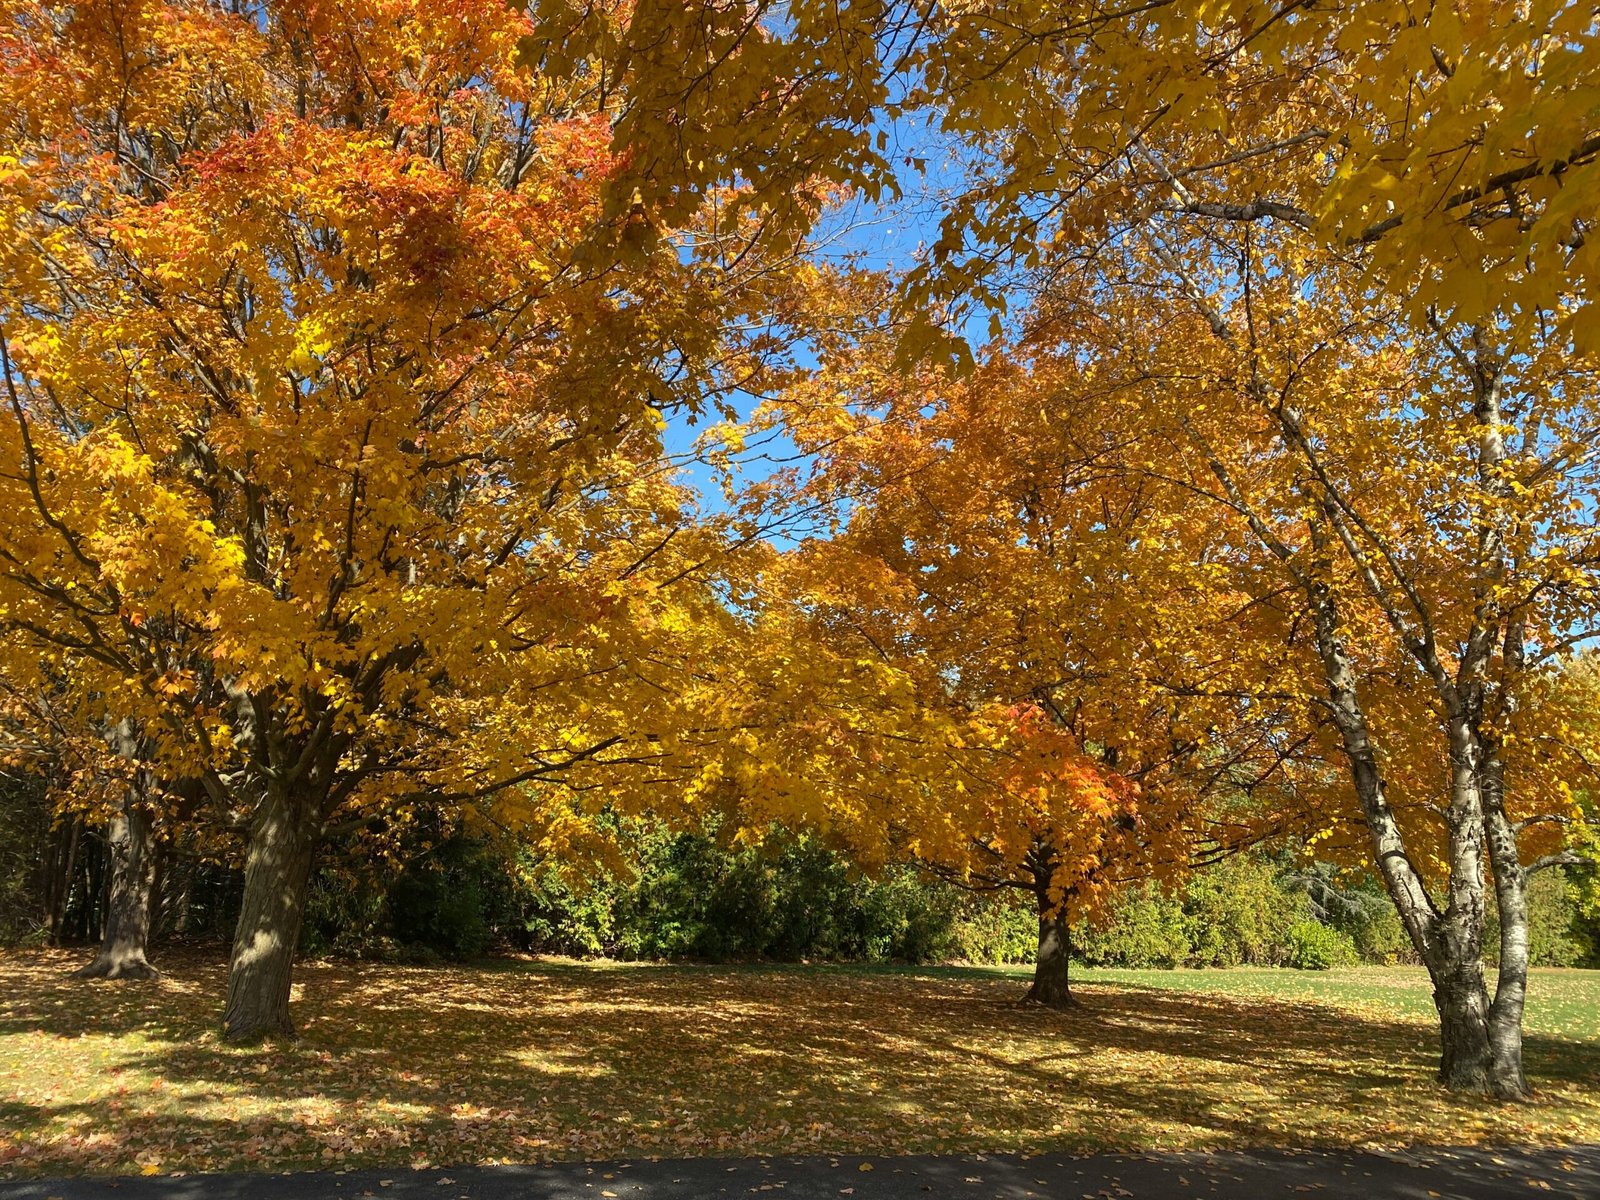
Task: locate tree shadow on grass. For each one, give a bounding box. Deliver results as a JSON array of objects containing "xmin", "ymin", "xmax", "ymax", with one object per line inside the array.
[{"xmin": 1, "ymin": 950, "xmax": 1597, "ymax": 1180}]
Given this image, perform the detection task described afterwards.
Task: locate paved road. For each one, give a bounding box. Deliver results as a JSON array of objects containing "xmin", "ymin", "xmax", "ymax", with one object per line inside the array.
[{"xmin": 3, "ymin": 1146, "xmax": 1598, "ymax": 1200}]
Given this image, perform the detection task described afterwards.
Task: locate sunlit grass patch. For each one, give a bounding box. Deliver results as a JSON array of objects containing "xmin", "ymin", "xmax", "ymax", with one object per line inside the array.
[{"xmin": 1, "ymin": 951, "xmax": 1596, "ymax": 1179}]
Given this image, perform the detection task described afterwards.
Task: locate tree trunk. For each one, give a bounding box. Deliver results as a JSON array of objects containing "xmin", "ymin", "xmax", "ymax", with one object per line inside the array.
[
  {"xmin": 1481, "ymin": 748, "xmax": 1533, "ymax": 1099},
  {"xmin": 1432, "ymin": 960, "xmax": 1495, "ymax": 1091},
  {"xmin": 165, "ymin": 861, "xmax": 193, "ymax": 935},
  {"xmin": 1302, "ymin": 568, "xmax": 1529, "ymax": 1098},
  {"xmin": 47, "ymin": 819, "xmax": 80, "ymax": 944},
  {"xmin": 1412, "ymin": 905, "xmax": 1529, "ymax": 1098},
  {"xmin": 72, "ymin": 806, "xmax": 159, "ymax": 980},
  {"xmin": 1483, "ymin": 825, "xmax": 1532, "ymax": 1098},
  {"xmin": 77, "ymin": 830, "xmax": 104, "ymax": 943},
  {"xmin": 1025, "ymin": 895, "xmax": 1076, "ymax": 1009},
  {"xmin": 223, "ymin": 789, "xmax": 319, "ymax": 1043}
]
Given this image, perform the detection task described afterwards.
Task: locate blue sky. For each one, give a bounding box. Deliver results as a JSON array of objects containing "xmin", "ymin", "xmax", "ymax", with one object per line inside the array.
[{"xmin": 662, "ymin": 105, "xmax": 974, "ymax": 527}]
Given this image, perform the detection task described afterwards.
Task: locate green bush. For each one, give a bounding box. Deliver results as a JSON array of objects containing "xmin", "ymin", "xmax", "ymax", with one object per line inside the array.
[
  {"xmin": 1078, "ymin": 857, "xmax": 1307, "ymax": 969},
  {"xmin": 1333, "ymin": 892, "xmax": 1413, "ymax": 964},
  {"xmin": 1286, "ymin": 919, "xmax": 1360, "ymax": 969},
  {"xmin": 387, "ymin": 840, "xmax": 496, "ymax": 960},
  {"xmin": 1076, "ymin": 883, "xmax": 1188, "ymax": 968},
  {"xmin": 299, "ymin": 868, "xmax": 388, "ymax": 958},
  {"xmin": 610, "ymin": 829, "xmax": 963, "ymax": 963},
  {"xmin": 1483, "ymin": 870, "xmax": 1587, "ymax": 968},
  {"xmin": 1573, "ymin": 866, "xmax": 1600, "ymax": 968},
  {"xmin": 949, "ymin": 897, "xmax": 1038, "ymax": 964},
  {"xmin": 1291, "ymin": 864, "xmax": 1415, "ymax": 964},
  {"xmin": 518, "ymin": 864, "xmax": 620, "ymax": 958},
  {"xmin": 1527, "ymin": 872, "xmax": 1585, "ymax": 967},
  {"xmin": 288, "ymin": 824, "xmax": 1593, "ymax": 973},
  {"xmin": 1182, "ymin": 856, "xmax": 1305, "ymax": 967},
  {"xmin": 858, "ymin": 867, "xmax": 962, "ymax": 963},
  {"xmin": 302, "ymin": 836, "xmax": 522, "ymax": 962}
]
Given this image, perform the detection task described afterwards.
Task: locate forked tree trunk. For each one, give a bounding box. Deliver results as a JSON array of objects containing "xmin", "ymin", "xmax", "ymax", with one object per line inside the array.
[
  {"xmin": 1418, "ymin": 726, "xmax": 1528, "ymax": 1099},
  {"xmin": 1432, "ymin": 966, "xmax": 1530, "ymax": 1101},
  {"xmin": 1367, "ymin": 777, "xmax": 1530, "ymax": 1098},
  {"xmin": 1420, "ymin": 902, "xmax": 1525, "ymax": 1098},
  {"xmin": 223, "ymin": 788, "xmax": 320, "ymax": 1043},
  {"xmin": 1480, "ymin": 863, "xmax": 1531, "ymax": 1097},
  {"xmin": 1026, "ymin": 895, "xmax": 1076, "ymax": 1009},
  {"xmin": 1482, "ymin": 766, "xmax": 1532, "ymax": 1098},
  {"xmin": 72, "ymin": 806, "xmax": 160, "ymax": 980},
  {"xmin": 1294, "ymin": 537, "xmax": 1544, "ymax": 1099},
  {"xmin": 1361, "ymin": 792, "xmax": 1529, "ymax": 1099},
  {"xmin": 1432, "ymin": 957, "xmax": 1495, "ymax": 1091}
]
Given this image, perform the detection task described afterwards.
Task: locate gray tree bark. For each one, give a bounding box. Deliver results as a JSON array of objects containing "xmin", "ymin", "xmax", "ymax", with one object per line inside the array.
[
  {"xmin": 222, "ymin": 786, "xmax": 320, "ymax": 1042},
  {"xmin": 1026, "ymin": 896, "xmax": 1076, "ymax": 1009},
  {"xmin": 1306, "ymin": 570, "xmax": 1527, "ymax": 1098},
  {"xmin": 1481, "ymin": 767, "xmax": 1532, "ymax": 1096},
  {"xmin": 73, "ymin": 721, "xmax": 161, "ymax": 981},
  {"xmin": 71, "ymin": 805, "xmax": 160, "ymax": 980},
  {"xmin": 1174, "ymin": 248, "xmax": 1545, "ymax": 1101}
]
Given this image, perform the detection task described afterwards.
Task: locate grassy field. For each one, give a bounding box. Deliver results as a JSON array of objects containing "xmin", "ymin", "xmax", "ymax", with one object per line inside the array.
[{"xmin": 1, "ymin": 950, "xmax": 1597, "ymax": 1179}]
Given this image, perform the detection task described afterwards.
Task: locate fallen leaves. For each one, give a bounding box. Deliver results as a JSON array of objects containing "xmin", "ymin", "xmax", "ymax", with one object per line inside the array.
[{"xmin": 0, "ymin": 951, "xmax": 1596, "ymax": 1180}]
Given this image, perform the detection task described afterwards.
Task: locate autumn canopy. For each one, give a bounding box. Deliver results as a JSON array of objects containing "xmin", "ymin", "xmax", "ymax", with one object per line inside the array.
[{"xmin": 0, "ymin": 0, "xmax": 1596, "ymax": 1109}]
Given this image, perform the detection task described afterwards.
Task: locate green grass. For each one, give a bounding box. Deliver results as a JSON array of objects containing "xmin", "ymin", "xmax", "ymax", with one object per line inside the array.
[
  {"xmin": 1, "ymin": 950, "xmax": 1597, "ymax": 1179},
  {"xmin": 1000, "ymin": 964, "xmax": 1600, "ymax": 1042}
]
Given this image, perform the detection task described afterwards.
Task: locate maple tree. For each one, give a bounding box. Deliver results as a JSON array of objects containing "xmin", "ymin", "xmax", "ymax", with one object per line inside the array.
[
  {"xmin": 0, "ymin": 683, "xmax": 171, "ymax": 978},
  {"xmin": 719, "ymin": 331, "xmax": 1293, "ymax": 1008},
  {"xmin": 0, "ymin": 0, "xmax": 890, "ymax": 1040},
  {"xmin": 722, "ymin": 616, "xmax": 1152, "ymax": 1009}
]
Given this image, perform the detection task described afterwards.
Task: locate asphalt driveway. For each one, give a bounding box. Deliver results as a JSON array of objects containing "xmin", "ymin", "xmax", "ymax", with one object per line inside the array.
[{"xmin": 3, "ymin": 1145, "xmax": 1598, "ymax": 1200}]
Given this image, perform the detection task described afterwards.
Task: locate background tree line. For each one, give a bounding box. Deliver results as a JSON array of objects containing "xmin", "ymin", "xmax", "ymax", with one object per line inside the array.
[{"xmin": 5, "ymin": 777, "xmax": 1593, "ymax": 972}]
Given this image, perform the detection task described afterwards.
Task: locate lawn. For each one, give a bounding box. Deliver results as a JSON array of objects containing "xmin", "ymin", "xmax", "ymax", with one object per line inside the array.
[{"xmin": 1, "ymin": 950, "xmax": 1597, "ymax": 1179}]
